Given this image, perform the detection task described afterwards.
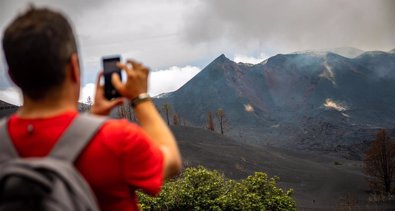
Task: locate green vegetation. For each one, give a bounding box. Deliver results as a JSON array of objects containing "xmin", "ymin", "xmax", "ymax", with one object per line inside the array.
[{"xmin": 138, "ymin": 166, "xmax": 295, "ymax": 211}]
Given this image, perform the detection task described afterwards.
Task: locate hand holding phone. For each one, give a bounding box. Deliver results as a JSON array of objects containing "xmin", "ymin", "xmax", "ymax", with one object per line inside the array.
[
  {"xmin": 90, "ymin": 71, "xmax": 124, "ymax": 116},
  {"xmin": 93, "ymin": 57, "xmax": 149, "ymax": 115},
  {"xmin": 111, "ymin": 59, "xmax": 150, "ymax": 100}
]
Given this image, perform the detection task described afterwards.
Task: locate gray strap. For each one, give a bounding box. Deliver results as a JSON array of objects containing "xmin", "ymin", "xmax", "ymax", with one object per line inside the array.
[
  {"xmin": 50, "ymin": 114, "xmax": 107, "ymax": 162},
  {"xmin": 0, "ymin": 118, "xmax": 19, "ymax": 162}
]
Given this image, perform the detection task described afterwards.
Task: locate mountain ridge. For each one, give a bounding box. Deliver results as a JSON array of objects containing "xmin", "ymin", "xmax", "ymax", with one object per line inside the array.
[
  {"xmin": 0, "ymin": 99, "xmax": 18, "ymax": 117},
  {"xmin": 0, "ymin": 100, "xmax": 93, "ymax": 117},
  {"xmin": 291, "ymin": 47, "xmax": 364, "ymax": 58},
  {"xmin": 155, "ymin": 49, "xmax": 395, "ymax": 157}
]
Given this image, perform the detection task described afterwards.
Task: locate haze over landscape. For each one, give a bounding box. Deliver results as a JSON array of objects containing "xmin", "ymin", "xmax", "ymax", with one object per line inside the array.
[{"xmin": 1, "ymin": 0, "xmax": 395, "ymax": 209}]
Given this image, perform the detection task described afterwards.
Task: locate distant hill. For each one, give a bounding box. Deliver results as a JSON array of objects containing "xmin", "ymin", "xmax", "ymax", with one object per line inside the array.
[
  {"xmin": 0, "ymin": 100, "xmax": 18, "ymax": 117},
  {"xmin": 155, "ymin": 49, "xmax": 395, "ymax": 156},
  {"xmin": 0, "ymin": 100, "xmax": 93, "ymax": 118}
]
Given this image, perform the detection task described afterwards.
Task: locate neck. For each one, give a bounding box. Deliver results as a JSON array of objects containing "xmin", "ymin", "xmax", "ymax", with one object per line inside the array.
[{"xmin": 17, "ymin": 94, "xmax": 78, "ymax": 119}]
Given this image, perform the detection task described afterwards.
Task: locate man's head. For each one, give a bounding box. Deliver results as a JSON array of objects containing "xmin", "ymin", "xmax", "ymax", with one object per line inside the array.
[{"xmin": 2, "ymin": 7, "xmax": 79, "ymax": 101}]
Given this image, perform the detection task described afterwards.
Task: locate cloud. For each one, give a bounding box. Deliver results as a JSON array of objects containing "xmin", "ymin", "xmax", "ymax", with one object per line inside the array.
[
  {"xmin": 86, "ymin": 65, "xmax": 202, "ymax": 99},
  {"xmin": 233, "ymin": 53, "xmax": 268, "ymax": 64},
  {"xmin": 149, "ymin": 66, "xmax": 201, "ymax": 96},
  {"xmin": 2, "ymin": 0, "xmax": 392, "ymax": 74},
  {"xmin": 79, "ymin": 83, "xmax": 95, "ymax": 103},
  {"xmin": 73, "ymin": 0, "xmax": 198, "ymax": 70},
  {"xmin": 0, "ymin": 84, "xmax": 97, "ymax": 105},
  {"xmin": 1, "ymin": 0, "xmax": 394, "ymax": 95},
  {"xmin": 0, "ymin": 87, "xmax": 22, "ymax": 105},
  {"xmin": 183, "ymin": 0, "xmax": 395, "ymax": 52},
  {"xmin": 0, "ymin": 0, "xmax": 205, "ymax": 73},
  {"xmin": 78, "ymin": 65, "xmax": 202, "ymax": 102},
  {"xmin": 0, "ymin": 67, "xmax": 201, "ymax": 105}
]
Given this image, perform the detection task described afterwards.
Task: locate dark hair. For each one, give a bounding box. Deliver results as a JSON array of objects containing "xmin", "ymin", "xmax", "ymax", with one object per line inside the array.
[{"xmin": 2, "ymin": 7, "xmax": 77, "ymax": 100}]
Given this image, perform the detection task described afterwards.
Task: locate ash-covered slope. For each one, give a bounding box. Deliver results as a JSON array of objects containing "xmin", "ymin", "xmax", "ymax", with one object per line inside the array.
[
  {"xmin": 261, "ymin": 51, "xmax": 395, "ymax": 120},
  {"xmin": 171, "ymin": 125, "xmax": 379, "ymax": 210},
  {"xmin": 155, "ymin": 50, "xmax": 395, "ymax": 155},
  {"xmin": 257, "ymin": 51, "xmax": 395, "ymax": 154}
]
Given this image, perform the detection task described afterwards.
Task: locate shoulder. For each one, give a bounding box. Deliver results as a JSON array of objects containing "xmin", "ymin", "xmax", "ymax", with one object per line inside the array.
[
  {"xmin": 97, "ymin": 118, "xmax": 143, "ymax": 140},
  {"xmin": 100, "ymin": 118, "xmax": 140, "ymax": 134},
  {"xmin": 94, "ymin": 118, "xmax": 153, "ymax": 152}
]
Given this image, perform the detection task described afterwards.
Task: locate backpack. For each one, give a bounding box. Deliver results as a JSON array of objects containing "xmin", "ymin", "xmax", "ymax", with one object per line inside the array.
[{"xmin": 0, "ymin": 114, "xmax": 106, "ymax": 211}]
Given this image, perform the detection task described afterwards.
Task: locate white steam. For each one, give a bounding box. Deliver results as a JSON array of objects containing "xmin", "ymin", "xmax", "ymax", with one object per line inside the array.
[
  {"xmin": 323, "ymin": 98, "xmax": 347, "ymax": 112},
  {"xmin": 244, "ymin": 104, "xmax": 254, "ymax": 112},
  {"xmin": 319, "ymin": 61, "xmax": 336, "ymax": 86}
]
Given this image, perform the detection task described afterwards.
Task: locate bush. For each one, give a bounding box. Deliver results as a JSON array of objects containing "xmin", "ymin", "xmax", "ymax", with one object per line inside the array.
[{"xmin": 138, "ymin": 166, "xmax": 295, "ymax": 211}]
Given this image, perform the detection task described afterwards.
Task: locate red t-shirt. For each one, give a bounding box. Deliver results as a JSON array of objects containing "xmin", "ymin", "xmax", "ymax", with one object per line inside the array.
[{"xmin": 7, "ymin": 110, "xmax": 164, "ymax": 211}]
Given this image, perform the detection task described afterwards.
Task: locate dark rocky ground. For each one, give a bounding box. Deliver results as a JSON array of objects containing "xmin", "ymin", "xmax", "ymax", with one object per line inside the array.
[{"xmin": 171, "ymin": 125, "xmax": 395, "ymax": 210}]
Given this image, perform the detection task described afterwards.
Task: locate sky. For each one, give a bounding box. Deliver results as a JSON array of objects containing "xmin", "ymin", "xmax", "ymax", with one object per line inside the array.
[{"xmin": 0, "ymin": 0, "xmax": 394, "ymax": 105}]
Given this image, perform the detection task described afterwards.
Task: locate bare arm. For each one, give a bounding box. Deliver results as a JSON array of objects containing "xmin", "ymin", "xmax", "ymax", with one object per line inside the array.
[
  {"xmin": 106, "ymin": 60, "xmax": 182, "ymax": 179},
  {"xmin": 133, "ymin": 100, "xmax": 182, "ymax": 178}
]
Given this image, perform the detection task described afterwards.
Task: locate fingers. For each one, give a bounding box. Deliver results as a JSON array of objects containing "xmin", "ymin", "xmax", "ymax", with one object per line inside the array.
[
  {"xmin": 94, "ymin": 71, "xmax": 105, "ymax": 100},
  {"xmin": 117, "ymin": 61, "xmax": 137, "ymax": 77},
  {"xmin": 116, "ymin": 62, "xmax": 128, "ymax": 71},
  {"xmin": 96, "ymin": 71, "xmax": 104, "ymax": 89},
  {"xmin": 127, "ymin": 60, "xmax": 142, "ymax": 69},
  {"xmin": 112, "ymin": 73, "xmax": 124, "ymax": 94},
  {"xmin": 110, "ymin": 98, "xmax": 125, "ymax": 107},
  {"xmin": 126, "ymin": 59, "xmax": 149, "ymax": 75},
  {"xmin": 112, "ymin": 59, "xmax": 149, "ymax": 100}
]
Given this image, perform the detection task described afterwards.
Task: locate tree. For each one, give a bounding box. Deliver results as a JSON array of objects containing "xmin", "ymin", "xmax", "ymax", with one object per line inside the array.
[
  {"xmin": 79, "ymin": 96, "xmax": 93, "ymax": 112},
  {"xmin": 86, "ymin": 96, "xmax": 92, "ymax": 110},
  {"xmin": 180, "ymin": 118, "xmax": 187, "ymax": 127},
  {"xmin": 137, "ymin": 166, "xmax": 295, "ymax": 210},
  {"xmin": 207, "ymin": 111, "xmax": 215, "ymax": 131},
  {"xmin": 364, "ymin": 129, "xmax": 395, "ymax": 193},
  {"xmin": 127, "ymin": 101, "xmax": 136, "ymax": 122},
  {"xmin": 162, "ymin": 104, "xmax": 171, "ymax": 125},
  {"xmin": 117, "ymin": 103, "xmax": 127, "ymax": 119},
  {"xmin": 117, "ymin": 101, "xmax": 136, "ymax": 122},
  {"xmin": 172, "ymin": 113, "xmax": 179, "ymax": 126},
  {"xmin": 215, "ymin": 108, "xmax": 227, "ymax": 135}
]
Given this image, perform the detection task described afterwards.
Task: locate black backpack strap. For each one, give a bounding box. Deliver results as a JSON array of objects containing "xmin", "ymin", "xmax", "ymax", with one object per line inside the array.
[
  {"xmin": 50, "ymin": 114, "xmax": 107, "ymax": 162},
  {"xmin": 0, "ymin": 117, "xmax": 19, "ymax": 162}
]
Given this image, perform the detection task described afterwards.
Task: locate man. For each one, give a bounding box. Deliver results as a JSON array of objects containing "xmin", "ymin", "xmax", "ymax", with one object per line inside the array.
[{"xmin": 1, "ymin": 7, "xmax": 181, "ymax": 211}]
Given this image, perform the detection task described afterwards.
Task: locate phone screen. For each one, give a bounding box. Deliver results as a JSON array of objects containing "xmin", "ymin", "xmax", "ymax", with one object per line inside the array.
[{"xmin": 102, "ymin": 56, "xmax": 122, "ymax": 100}]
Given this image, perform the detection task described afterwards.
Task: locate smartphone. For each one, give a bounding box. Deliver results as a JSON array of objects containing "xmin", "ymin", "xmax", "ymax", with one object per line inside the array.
[{"xmin": 102, "ymin": 56, "xmax": 122, "ymax": 100}]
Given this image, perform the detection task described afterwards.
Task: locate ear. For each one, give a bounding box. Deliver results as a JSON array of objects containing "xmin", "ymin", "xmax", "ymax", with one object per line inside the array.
[{"xmin": 69, "ymin": 53, "xmax": 80, "ymax": 84}]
